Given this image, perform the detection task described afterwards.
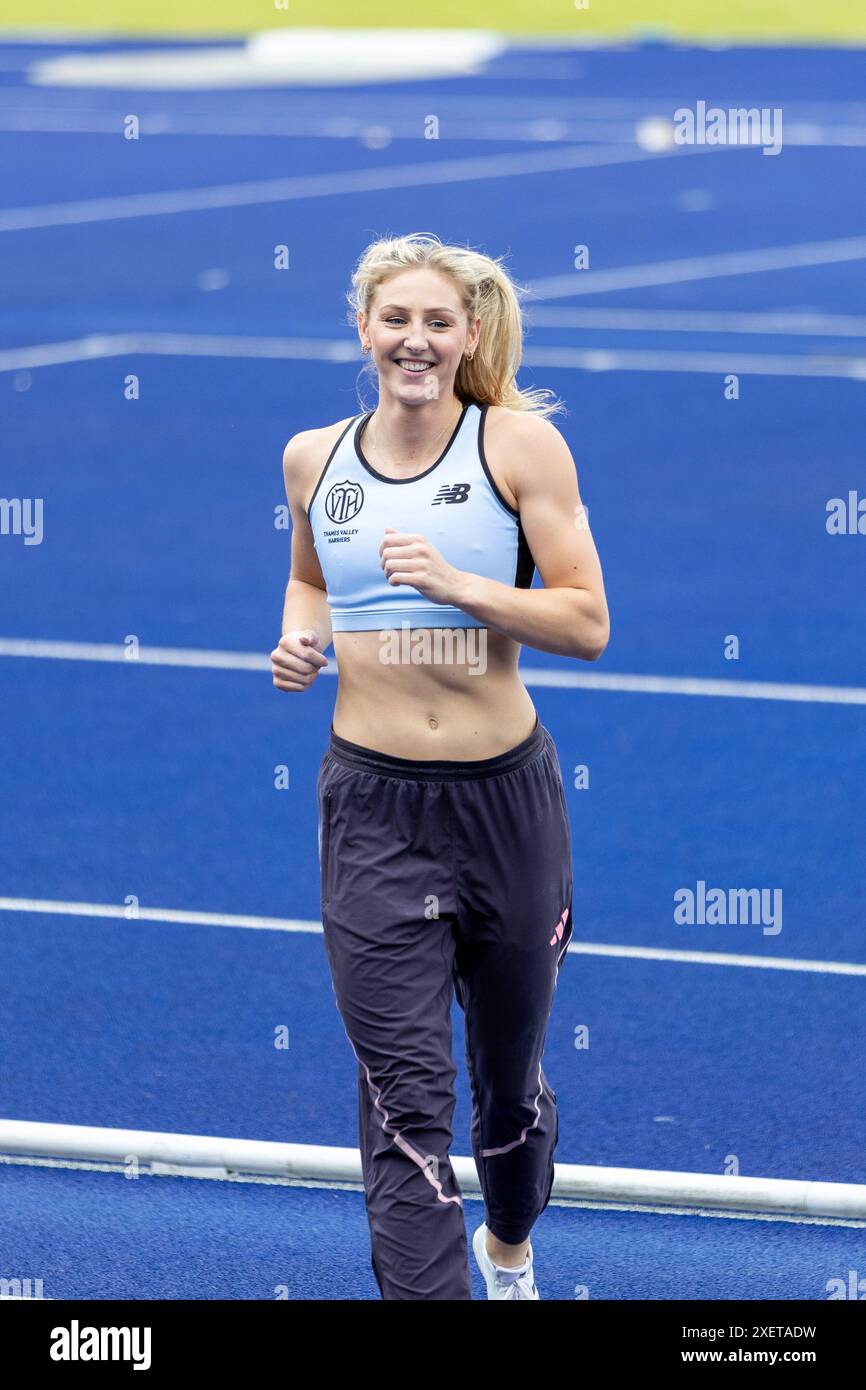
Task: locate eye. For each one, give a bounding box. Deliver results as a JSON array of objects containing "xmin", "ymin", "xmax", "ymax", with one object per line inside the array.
[
  {"xmin": 384, "ymin": 315, "xmax": 406, "ymax": 325},
  {"xmin": 430, "ymin": 320, "xmax": 450, "ymax": 329}
]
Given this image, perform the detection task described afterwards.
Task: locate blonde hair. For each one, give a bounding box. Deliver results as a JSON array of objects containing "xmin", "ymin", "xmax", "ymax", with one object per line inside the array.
[{"xmin": 346, "ymin": 232, "xmax": 563, "ymax": 418}]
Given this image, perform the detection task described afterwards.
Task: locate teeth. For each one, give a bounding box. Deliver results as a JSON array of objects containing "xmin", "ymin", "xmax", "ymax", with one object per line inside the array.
[{"xmin": 397, "ymin": 360, "xmax": 432, "ymax": 372}]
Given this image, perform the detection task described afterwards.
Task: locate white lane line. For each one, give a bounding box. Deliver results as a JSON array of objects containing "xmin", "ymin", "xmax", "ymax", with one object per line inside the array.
[
  {"xmin": 523, "ymin": 668, "xmax": 866, "ymax": 705},
  {"xmin": 526, "ymin": 344, "xmax": 866, "ymax": 378},
  {"xmin": 1, "ymin": 638, "xmax": 864, "ymax": 707},
  {"xmin": 784, "ymin": 123, "xmax": 866, "ymax": 147},
  {"xmin": 528, "ymin": 234, "xmax": 866, "ymax": 299},
  {"xmin": 0, "ymin": 638, "xmax": 271, "ymax": 670},
  {"xmin": 568, "ymin": 942, "xmax": 866, "ymax": 977},
  {"xmin": 0, "ymin": 109, "xmax": 641, "ymax": 142},
  {"xmin": 525, "ymin": 306, "xmax": 866, "ymax": 337},
  {"xmin": 1, "ymin": 898, "xmax": 864, "ymax": 976},
  {"xmin": 0, "ymin": 1153, "xmax": 861, "ymax": 1226},
  {"xmin": 2, "ymin": 332, "xmax": 864, "ymax": 382},
  {"xmin": 3, "ymin": 91, "xmax": 866, "ymax": 117},
  {"xmin": 0, "ymin": 332, "xmax": 360, "ymax": 372},
  {"xmin": 0, "ymin": 141, "xmax": 692, "ymax": 233},
  {"xmin": 0, "ymin": 898, "xmax": 312, "ymax": 932},
  {"xmin": 6, "ymin": 106, "xmax": 863, "ymax": 148}
]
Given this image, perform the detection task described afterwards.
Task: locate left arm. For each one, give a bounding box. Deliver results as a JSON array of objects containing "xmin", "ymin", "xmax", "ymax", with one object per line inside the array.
[{"xmin": 379, "ymin": 412, "xmax": 610, "ymax": 661}]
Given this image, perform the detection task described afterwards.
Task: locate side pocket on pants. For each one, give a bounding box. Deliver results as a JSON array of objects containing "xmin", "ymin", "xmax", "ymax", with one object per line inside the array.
[
  {"xmin": 551, "ymin": 752, "xmax": 574, "ymax": 868},
  {"xmin": 553, "ymin": 755, "xmax": 570, "ymax": 826},
  {"xmin": 556, "ymin": 771, "xmax": 568, "ymax": 821},
  {"xmin": 320, "ymin": 789, "xmax": 333, "ymax": 908}
]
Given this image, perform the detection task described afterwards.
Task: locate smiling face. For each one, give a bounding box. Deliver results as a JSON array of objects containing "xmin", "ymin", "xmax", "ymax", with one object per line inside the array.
[{"xmin": 358, "ymin": 266, "xmax": 480, "ymax": 405}]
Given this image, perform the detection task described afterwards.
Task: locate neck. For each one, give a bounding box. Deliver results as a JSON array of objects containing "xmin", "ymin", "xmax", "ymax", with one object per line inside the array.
[{"xmin": 371, "ymin": 391, "xmax": 463, "ymax": 458}]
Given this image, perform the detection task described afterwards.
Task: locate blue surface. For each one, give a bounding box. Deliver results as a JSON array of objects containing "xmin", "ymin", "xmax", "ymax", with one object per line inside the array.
[
  {"xmin": 1, "ymin": 35, "xmax": 865, "ymax": 1298},
  {"xmin": 2, "ymin": 909, "xmax": 866, "ymax": 1183},
  {"xmin": 2, "ymin": 1163, "xmax": 864, "ymax": 1300}
]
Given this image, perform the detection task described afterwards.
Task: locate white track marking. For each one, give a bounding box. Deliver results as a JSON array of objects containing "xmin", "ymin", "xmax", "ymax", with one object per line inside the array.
[
  {"xmin": 0, "ymin": 333, "xmax": 360, "ymax": 372},
  {"xmin": 1, "ymin": 638, "xmax": 864, "ymax": 707},
  {"xmin": 3, "ymin": 90, "xmax": 866, "ymax": 117},
  {"xmin": 1, "ymin": 897, "xmax": 864, "ymax": 976},
  {"xmin": 0, "ymin": 638, "xmax": 272, "ymax": 669},
  {"xmin": 528, "ymin": 234, "xmax": 866, "ymax": 299},
  {"xmin": 567, "ymin": 942, "xmax": 866, "ymax": 977},
  {"xmin": 0, "ymin": 141, "xmax": 693, "ymax": 233},
  {"xmin": 526, "ymin": 344, "xmax": 866, "ymax": 378},
  {"xmin": 0, "ymin": 109, "xmax": 642, "ymax": 142},
  {"xmin": 0, "ymin": 897, "xmax": 312, "ymax": 932},
  {"xmin": 525, "ymin": 306, "xmax": 866, "ymax": 337},
  {"xmin": 523, "ymin": 668, "xmax": 866, "ymax": 704},
  {"xmin": 0, "ymin": 1153, "xmax": 861, "ymax": 1226},
  {"xmin": 1, "ymin": 332, "xmax": 864, "ymax": 382},
  {"xmin": 4, "ymin": 105, "xmax": 863, "ymax": 147}
]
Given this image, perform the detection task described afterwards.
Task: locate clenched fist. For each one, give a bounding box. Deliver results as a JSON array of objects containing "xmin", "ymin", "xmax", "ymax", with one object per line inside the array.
[{"xmin": 271, "ymin": 629, "xmax": 329, "ymax": 692}]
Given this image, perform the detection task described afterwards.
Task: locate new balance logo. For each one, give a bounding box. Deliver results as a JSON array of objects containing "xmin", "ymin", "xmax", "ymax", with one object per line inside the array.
[{"xmin": 432, "ymin": 483, "xmax": 471, "ymax": 505}]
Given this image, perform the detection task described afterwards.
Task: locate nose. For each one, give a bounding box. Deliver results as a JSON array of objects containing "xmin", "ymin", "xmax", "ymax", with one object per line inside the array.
[{"xmin": 403, "ymin": 321, "xmax": 429, "ymax": 353}]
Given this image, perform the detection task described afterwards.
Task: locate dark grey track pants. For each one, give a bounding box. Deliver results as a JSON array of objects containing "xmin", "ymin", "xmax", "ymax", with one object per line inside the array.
[{"xmin": 316, "ymin": 716, "xmax": 574, "ymax": 1300}]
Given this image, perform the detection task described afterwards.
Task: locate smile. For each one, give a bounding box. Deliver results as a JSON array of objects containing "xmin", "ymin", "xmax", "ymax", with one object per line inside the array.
[{"xmin": 395, "ymin": 359, "xmax": 434, "ymax": 374}]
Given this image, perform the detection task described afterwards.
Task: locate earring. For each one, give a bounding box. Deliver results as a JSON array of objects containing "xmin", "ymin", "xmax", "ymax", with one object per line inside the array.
[
  {"xmin": 465, "ymin": 351, "xmax": 474, "ymax": 361},
  {"xmin": 362, "ymin": 342, "xmax": 371, "ymax": 354}
]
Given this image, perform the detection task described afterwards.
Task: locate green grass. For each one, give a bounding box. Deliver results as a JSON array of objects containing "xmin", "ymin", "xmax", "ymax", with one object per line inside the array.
[{"xmin": 4, "ymin": 0, "xmax": 866, "ymax": 43}]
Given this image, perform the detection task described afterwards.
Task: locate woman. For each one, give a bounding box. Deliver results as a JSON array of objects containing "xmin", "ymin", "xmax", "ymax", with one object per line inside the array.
[{"xmin": 271, "ymin": 233, "xmax": 609, "ymax": 1301}]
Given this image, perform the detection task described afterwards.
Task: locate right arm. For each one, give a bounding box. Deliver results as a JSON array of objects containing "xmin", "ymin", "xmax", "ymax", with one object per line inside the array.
[{"xmin": 271, "ymin": 431, "xmax": 334, "ymax": 693}]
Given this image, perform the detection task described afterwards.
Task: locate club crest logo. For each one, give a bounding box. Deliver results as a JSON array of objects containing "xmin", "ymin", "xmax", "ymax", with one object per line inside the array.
[{"xmin": 325, "ymin": 480, "xmax": 364, "ymax": 525}]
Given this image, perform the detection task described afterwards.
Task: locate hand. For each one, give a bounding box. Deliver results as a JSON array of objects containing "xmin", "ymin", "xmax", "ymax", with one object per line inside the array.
[
  {"xmin": 271, "ymin": 628, "xmax": 329, "ymax": 692},
  {"xmin": 379, "ymin": 529, "xmax": 467, "ymax": 606}
]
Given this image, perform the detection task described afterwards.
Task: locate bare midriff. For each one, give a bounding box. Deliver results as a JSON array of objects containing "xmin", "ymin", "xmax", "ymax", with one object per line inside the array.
[{"xmin": 330, "ymin": 627, "xmax": 538, "ymax": 760}]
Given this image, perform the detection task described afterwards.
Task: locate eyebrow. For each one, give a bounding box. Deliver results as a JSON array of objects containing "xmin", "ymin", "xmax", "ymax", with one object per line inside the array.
[{"xmin": 377, "ymin": 304, "xmax": 459, "ymax": 315}]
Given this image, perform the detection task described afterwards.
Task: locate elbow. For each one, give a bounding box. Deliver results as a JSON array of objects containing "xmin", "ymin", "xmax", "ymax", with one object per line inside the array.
[{"xmin": 581, "ymin": 614, "xmax": 610, "ymax": 662}]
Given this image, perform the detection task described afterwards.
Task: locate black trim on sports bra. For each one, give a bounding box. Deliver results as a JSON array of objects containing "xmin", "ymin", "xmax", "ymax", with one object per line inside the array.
[
  {"xmin": 477, "ymin": 403, "xmax": 521, "ymax": 520},
  {"xmin": 354, "ymin": 401, "xmax": 471, "ymax": 484},
  {"xmin": 514, "ymin": 517, "xmax": 536, "ymax": 589},
  {"xmin": 478, "ymin": 405, "xmax": 534, "ymax": 586},
  {"xmin": 305, "ymin": 414, "xmax": 361, "ymax": 520}
]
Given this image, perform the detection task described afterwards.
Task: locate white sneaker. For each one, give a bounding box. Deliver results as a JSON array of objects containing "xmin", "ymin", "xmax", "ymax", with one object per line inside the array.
[{"xmin": 472, "ymin": 1222, "xmax": 540, "ymax": 1300}]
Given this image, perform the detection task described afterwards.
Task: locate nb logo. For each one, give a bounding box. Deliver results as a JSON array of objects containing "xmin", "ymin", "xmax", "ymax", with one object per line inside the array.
[
  {"xmin": 325, "ymin": 480, "xmax": 364, "ymax": 524},
  {"xmin": 432, "ymin": 483, "xmax": 471, "ymax": 506}
]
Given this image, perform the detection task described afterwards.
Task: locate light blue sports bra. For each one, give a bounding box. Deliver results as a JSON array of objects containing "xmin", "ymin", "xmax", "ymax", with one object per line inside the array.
[{"xmin": 306, "ymin": 401, "xmax": 534, "ymax": 632}]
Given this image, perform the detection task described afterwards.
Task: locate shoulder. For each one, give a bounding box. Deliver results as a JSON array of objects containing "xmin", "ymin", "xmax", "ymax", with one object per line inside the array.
[
  {"xmin": 481, "ymin": 406, "xmax": 575, "ymax": 502},
  {"xmin": 282, "ymin": 415, "xmax": 358, "ymax": 511},
  {"xmin": 482, "ymin": 405, "xmax": 565, "ymax": 448},
  {"xmin": 282, "ymin": 415, "xmax": 357, "ymax": 476}
]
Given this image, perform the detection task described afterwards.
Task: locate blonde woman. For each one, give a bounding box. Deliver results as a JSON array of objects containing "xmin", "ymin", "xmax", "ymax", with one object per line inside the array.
[{"xmin": 271, "ymin": 234, "xmax": 609, "ymax": 1301}]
